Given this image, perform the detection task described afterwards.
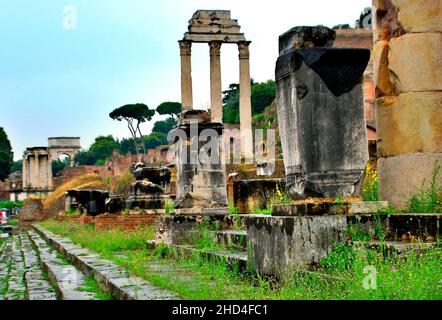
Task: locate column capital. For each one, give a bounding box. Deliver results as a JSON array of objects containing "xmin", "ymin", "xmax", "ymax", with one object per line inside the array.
[
  {"xmin": 238, "ymin": 41, "xmax": 251, "ymax": 59},
  {"xmin": 209, "ymin": 41, "xmax": 222, "ymax": 57},
  {"xmin": 179, "ymin": 40, "xmax": 192, "ymax": 56}
]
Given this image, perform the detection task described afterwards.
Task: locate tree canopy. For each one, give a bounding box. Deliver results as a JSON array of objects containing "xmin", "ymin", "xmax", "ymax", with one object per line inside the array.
[
  {"xmin": 222, "ymin": 80, "xmax": 276, "ymax": 124},
  {"xmin": 144, "ymin": 132, "xmax": 168, "ymax": 150},
  {"xmin": 152, "ymin": 117, "xmax": 177, "ymax": 135},
  {"xmin": 109, "ymin": 103, "xmax": 156, "ymax": 155},
  {"xmin": 11, "ymin": 160, "xmax": 22, "ymax": 173},
  {"xmin": 0, "ymin": 128, "xmax": 13, "ymax": 181},
  {"xmin": 74, "ymin": 135, "xmax": 119, "ymax": 165},
  {"xmin": 156, "ymin": 102, "xmax": 181, "ymax": 120}
]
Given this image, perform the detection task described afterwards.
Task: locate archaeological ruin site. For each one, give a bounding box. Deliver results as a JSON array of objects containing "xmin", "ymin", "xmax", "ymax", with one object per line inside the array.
[{"xmin": 0, "ymin": 0, "xmax": 441, "ymax": 305}]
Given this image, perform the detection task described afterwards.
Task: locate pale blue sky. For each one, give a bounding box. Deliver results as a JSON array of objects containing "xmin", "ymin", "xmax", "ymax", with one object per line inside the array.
[{"xmin": 0, "ymin": 0, "xmax": 371, "ymax": 160}]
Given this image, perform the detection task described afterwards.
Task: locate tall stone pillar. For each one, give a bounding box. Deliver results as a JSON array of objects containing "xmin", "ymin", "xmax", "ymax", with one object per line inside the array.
[
  {"xmin": 209, "ymin": 41, "xmax": 223, "ymax": 123},
  {"xmin": 238, "ymin": 41, "xmax": 254, "ymax": 159},
  {"xmin": 179, "ymin": 41, "xmax": 193, "ymax": 111},
  {"xmin": 46, "ymin": 156, "xmax": 53, "ymax": 189},
  {"xmin": 34, "ymin": 154, "xmax": 40, "ymax": 188},
  {"xmin": 22, "ymin": 156, "xmax": 28, "ymax": 188},
  {"xmin": 276, "ymin": 26, "xmax": 370, "ymax": 198},
  {"xmin": 373, "ymin": 0, "xmax": 442, "ymax": 209}
]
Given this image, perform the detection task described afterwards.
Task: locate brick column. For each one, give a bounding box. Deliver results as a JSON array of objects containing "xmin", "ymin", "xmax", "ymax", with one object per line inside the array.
[
  {"xmin": 179, "ymin": 41, "xmax": 193, "ymax": 111},
  {"xmin": 373, "ymin": 0, "xmax": 442, "ymax": 209},
  {"xmin": 209, "ymin": 41, "xmax": 223, "ymax": 123},
  {"xmin": 238, "ymin": 41, "xmax": 254, "ymax": 160}
]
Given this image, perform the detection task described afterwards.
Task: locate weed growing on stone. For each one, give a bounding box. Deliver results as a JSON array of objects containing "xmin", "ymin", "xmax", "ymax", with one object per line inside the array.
[
  {"xmin": 164, "ymin": 200, "xmax": 175, "ymax": 215},
  {"xmin": 362, "ymin": 161, "xmax": 378, "ymax": 201},
  {"xmin": 408, "ymin": 161, "xmax": 442, "ymax": 213}
]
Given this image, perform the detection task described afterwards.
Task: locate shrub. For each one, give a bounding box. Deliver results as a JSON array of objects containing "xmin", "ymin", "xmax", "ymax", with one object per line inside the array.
[{"xmin": 112, "ymin": 171, "xmax": 135, "ymax": 197}]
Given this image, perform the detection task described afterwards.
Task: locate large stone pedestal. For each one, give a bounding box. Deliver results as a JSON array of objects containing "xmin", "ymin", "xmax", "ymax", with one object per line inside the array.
[
  {"xmin": 172, "ymin": 110, "xmax": 228, "ymax": 208},
  {"xmin": 246, "ymin": 214, "xmax": 347, "ymax": 276},
  {"xmin": 276, "ymin": 26, "xmax": 370, "ymax": 199}
]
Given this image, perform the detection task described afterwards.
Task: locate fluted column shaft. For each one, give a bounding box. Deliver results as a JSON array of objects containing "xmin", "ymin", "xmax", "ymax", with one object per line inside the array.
[
  {"xmin": 179, "ymin": 41, "xmax": 193, "ymax": 111},
  {"xmin": 210, "ymin": 41, "xmax": 223, "ymax": 123}
]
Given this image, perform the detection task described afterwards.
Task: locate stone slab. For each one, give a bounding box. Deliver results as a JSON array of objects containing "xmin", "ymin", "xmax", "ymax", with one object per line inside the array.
[{"xmin": 272, "ymin": 201, "xmax": 390, "ymax": 216}]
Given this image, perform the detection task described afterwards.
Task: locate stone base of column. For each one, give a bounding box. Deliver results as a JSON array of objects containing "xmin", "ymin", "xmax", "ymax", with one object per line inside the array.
[
  {"xmin": 173, "ymin": 110, "xmax": 228, "ymax": 209},
  {"xmin": 378, "ymin": 153, "xmax": 442, "ymax": 210}
]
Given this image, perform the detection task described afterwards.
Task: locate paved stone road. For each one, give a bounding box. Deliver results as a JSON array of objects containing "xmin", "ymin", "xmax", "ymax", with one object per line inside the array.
[{"xmin": 1, "ymin": 227, "xmax": 180, "ymax": 300}]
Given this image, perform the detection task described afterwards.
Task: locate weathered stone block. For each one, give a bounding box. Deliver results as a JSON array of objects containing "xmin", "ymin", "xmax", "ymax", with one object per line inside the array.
[
  {"xmin": 233, "ymin": 179, "xmax": 285, "ymax": 214},
  {"xmin": 18, "ymin": 198, "xmax": 45, "ymax": 223},
  {"xmin": 378, "ymin": 153, "xmax": 442, "ymax": 209},
  {"xmin": 279, "ymin": 26, "xmax": 336, "ymax": 54},
  {"xmin": 276, "ymin": 33, "xmax": 370, "ymax": 198},
  {"xmin": 246, "ymin": 215, "xmax": 347, "ymax": 276},
  {"xmin": 373, "ymin": 40, "xmax": 396, "ymax": 97},
  {"xmin": 391, "ymin": 0, "xmax": 442, "ymax": 33},
  {"xmin": 389, "ymin": 33, "xmax": 442, "ymax": 93},
  {"xmin": 373, "ymin": 0, "xmax": 406, "ymax": 42},
  {"xmin": 155, "ymin": 215, "xmax": 216, "ymax": 245},
  {"xmin": 376, "ymin": 92, "xmax": 442, "ymax": 157}
]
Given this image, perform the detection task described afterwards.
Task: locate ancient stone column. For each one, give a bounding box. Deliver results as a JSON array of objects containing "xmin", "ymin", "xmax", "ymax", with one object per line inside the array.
[
  {"xmin": 373, "ymin": 0, "xmax": 442, "ymax": 209},
  {"xmin": 209, "ymin": 41, "xmax": 223, "ymax": 123},
  {"xmin": 179, "ymin": 40, "xmax": 193, "ymax": 111},
  {"xmin": 46, "ymin": 155, "xmax": 53, "ymax": 189},
  {"xmin": 22, "ymin": 156, "xmax": 28, "ymax": 188},
  {"xmin": 238, "ymin": 41, "xmax": 254, "ymax": 160},
  {"xmin": 34, "ymin": 154, "xmax": 40, "ymax": 188}
]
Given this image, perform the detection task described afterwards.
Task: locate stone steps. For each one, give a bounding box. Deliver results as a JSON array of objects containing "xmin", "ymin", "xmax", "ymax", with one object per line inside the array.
[
  {"xmin": 18, "ymin": 232, "xmax": 58, "ymax": 300},
  {"xmin": 353, "ymin": 240, "xmax": 439, "ymax": 256},
  {"xmin": 216, "ymin": 229, "xmax": 247, "ymax": 250},
  {"xmin": 0, "ymin": 239, "xmax": 12, "ymax": 300},
  {"xmin": 32, "ymin": 224, "xmax": 179, "ymax": 300},
  {"xmin": 26, "ymin": 229, "xmax": 100, "ymax": 300},
  {"xmin": 3, "ymin": 235, "xmax": 27, "ymax": 300}
]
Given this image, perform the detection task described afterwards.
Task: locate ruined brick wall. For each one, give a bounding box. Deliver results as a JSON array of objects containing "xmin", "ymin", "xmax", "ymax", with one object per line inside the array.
[
  {"xmin": 0, "ymin": 180, "xmax": 11, "ymax": 200},
  {"xmin": 373, "ymin": 0, "xmax": 442, "ymax": 208},
  {"xmin": 93, "ymin": 214, "xmax": 157, "ymax": 231}
]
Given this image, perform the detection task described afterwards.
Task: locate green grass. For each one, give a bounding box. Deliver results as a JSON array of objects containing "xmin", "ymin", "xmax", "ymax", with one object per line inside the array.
[
  {"xmin": 39, "ymin": 219, "xmax": 155, "ymax": 256},
  {"xmin": 6, "ymin": 219, "xmax": 18, "ymax": 226},
  {"xmin": 39, "ymin": 219, "xmax": 442, "ymax": 300},
  {"xmin": 79, "ymin": 276, "xmax": 112, "ymax": 300}
]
